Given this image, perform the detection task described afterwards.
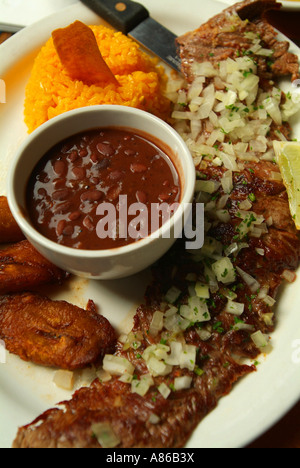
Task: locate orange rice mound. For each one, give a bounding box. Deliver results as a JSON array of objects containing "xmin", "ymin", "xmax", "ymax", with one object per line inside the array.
[{"xmin": 24, "ymin": 25, "xmax": 171, "ymax": 133}]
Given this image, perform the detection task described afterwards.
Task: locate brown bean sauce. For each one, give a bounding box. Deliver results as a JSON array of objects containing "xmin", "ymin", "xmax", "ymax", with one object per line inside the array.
[{"xmin": 26, "ymin": 128, "xmax": 181, "ymax": 250}]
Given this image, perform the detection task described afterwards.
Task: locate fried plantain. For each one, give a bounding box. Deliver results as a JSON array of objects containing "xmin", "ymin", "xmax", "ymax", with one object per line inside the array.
[
  {"xmin": 0, "ymin": 240, "xmax": 68, "ymax": 294},
  {"xmin": 0, "ymin": 292, "xmax": 117, "ymax": 370},
  {"xmin": 0, "ymin": 196, "xmax": 25, "ymax": 244}
]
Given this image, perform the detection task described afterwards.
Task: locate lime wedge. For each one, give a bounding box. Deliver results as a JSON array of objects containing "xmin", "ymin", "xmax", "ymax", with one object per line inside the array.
[{"xmin": 273, "ymin": 141, "xmax": 300, "ymax": 230}]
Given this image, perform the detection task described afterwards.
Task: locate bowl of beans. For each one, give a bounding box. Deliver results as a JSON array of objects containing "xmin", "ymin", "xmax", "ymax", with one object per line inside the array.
[{"xmin": 8, "ymin": 105, "xmax": 196, "ymax": 279}]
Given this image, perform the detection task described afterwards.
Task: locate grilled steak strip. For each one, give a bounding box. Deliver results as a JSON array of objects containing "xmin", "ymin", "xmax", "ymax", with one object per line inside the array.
[
  {"xmin": 13, "ymin": 306, "xmax": 253, "ymax": 448},
  {"xmin": 177, "ymin": 0, "xmax": 299, "ymax": 84}
]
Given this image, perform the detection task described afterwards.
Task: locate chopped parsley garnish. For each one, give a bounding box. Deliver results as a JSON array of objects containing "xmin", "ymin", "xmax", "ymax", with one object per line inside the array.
[{"xmin": 213, "ymin": 321, "xmax": 224, "ymax": 333}]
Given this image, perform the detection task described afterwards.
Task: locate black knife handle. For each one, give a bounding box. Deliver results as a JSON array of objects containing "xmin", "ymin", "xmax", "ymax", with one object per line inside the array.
[{"xmin": 81, "ymin": 0, "xmax": 149, "ymax": 34}]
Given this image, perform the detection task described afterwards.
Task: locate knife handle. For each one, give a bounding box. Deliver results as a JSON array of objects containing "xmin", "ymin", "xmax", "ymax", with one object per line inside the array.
[{"xmin": 81, "ymin": 0, "xmax": 149, "ymax": 34}]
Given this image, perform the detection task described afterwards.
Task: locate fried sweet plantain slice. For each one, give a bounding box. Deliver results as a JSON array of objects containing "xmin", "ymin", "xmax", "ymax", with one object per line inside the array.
[
  {"xmin": 52, "ymin": 21, "xmax": 119, "ymax": 85},
  {"xmin": 0, "ymin": 293, "xmax": 117, "ymax": 370},
  {"xmin": 0, "ymin": 240, "xmax": 68, "ymax": 294},
  {"xmin": 0, "ymin": 196, "xmax": 25, "ymax": 244}
]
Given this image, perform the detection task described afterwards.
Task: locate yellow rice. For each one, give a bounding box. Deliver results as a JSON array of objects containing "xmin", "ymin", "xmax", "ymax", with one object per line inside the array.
[{"xmin": 24, "ymin": 25, "xmax": 171, "ymax": 133}]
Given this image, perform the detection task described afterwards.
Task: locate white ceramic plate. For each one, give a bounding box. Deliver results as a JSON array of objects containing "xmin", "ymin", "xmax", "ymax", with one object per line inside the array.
[
  {"xmin": 0, "ymin": 0, "xmax": 78, "ymax": 29},
  {"xmin": 0, "ymin": 0, "xmax": 300, "ymax": 449},
  {"xmin": 275, "ymin": 0, "xmax": 300, "ymax": 11}
]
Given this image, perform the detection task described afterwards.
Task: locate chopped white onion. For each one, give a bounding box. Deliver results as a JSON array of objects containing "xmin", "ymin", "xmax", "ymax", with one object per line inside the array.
[
  {"xmin": 270, "ymin": 171, "xmax": 282, "ymax": 181},
  {"xmin": 282, "ymin": 270, "xmax": 297, "ymax": 283},
  {"xmin": 164, "ymin": 305, "xmax": 179, "ymax": 317},
  {"xmin": 263, "ymin": 295, "xmax": 276, "ymax": 307},
  {"xmin": 192, "ymin": 61, "xmax": 218, "ymax": 77},
  {"xmin": 249, "ymin": 226, "xmax": 263, "ymax": 238},
  {"xmin": 222, "ymin": 288, "xmax": 238, "ymax": 301},
  {"xmin": 195, "ymin": 179, "xmax": 220, "ymax": 194},
  {"xmin": 256, "ymin": 48, "xmax": 274, "ymax": 57},
  {"xmin": 224, "ymin": 242, "xmax": 239, "ymax": 257},
  {"xmin": 149, "ymin": 311, "xmax": 164, "ymax": 337},
  {"xmin": 236, "ymin": 266, "xmax": 260, "ymax": 293},
  {"xmin": 143, "ymin": 344, "xmax": 170, "ymax": 362},
  {"xmin": 122, "ymin": 331, "xmax": 143, "ymax": 351},
  {"xmin": 219, "ymin": 152, "xmax": 239, "ymax": 171},
  {"xmin": 212, "ymin": 257, "xmax": 236, "ymax": 284},
  {"xmin": 96, "ymin": 368, "xmax": 112, "ymax": 383},
  {"xmin": 165, "ymin": 286, "xmax": 181, "ymax": 304},
  {"xmin": 131, "ymin": 374, "xmax": 154, "ymax": 396},
  {"xmin": 188, "ymin": 77, "xmax": 204, "ymax": 100},
  {"xmin": 263, "ymin": 96, "xmax": 282, "ymax": 125},
  {"xmin": 196, "ymin": 328, "xmax": 212, "ymax": 341},
  {"xmin": 179, "ymin": 344, "xmax": 197, "ymax": 371},
  {"xmin": 204, "ymin": 265, "xmax": 219, "ymax": 293},
  {"xmin": 103, "ymin": 355, "xmax": 135, "ymax": 377},
  {"xmin": 171, "ymin": 54, "xmax": 300, "ymax": 170},
  {"xmin": 146, "ymin": 356, "xmax": 172, "ymax": 377},
  {"xmin": 251, "ymin": 330, "xmax": 270, "ymax": 349},
  {"xmin": 225, "ymin": 300, "xmax": 245, "ymax": 316},
  {"xmin": 233, "ymin": 321, "xmax": 254, "ymax": 331},
  {"xmin": 215, "ymin": 209, "xmax": 231, "ymax": 223},
  {"xmin": 239, "ymin": 199, "xmax": 252, "ymax": 211},
  {"xmin": 221, "ymin": 170, "xmax": 233, "ymax": 194},
  {"xmin": 53, "ymin": 370, "xmax": 74, "ymax": 391},
  {"xmin": 143, "ymin": 344, "xmax": 172, "ymax": 377},
  {"xmin": 258, "ymin": 286, "xmax": 269, "ymax": 299},
  {"xmin": 180, "ymin": 296, "xmax": 211, "ymax": 323},
  {"xmin": 263, "ymin": 313, "xmax": 274, "ymax": 326},
  {"xmin": 195, "ymin": 282, "xmax": 210, "ymax": 299},
  {"xmin": 158, "ymin": 382, "xmax": 171, "ymax": 399},
  {"xmin": 164, "ymin": 313, "xmax": 189, "ymax": 332},
  {"xmin": 119, "ymin": 373, "xmax": 133, "ymax": 384},
  {"xmin": 217, "ymin": 194, "xmax": 229, "ymax": 209},
  {"xmin": 174, "ymin": 376, "xmax": 193, "ymax": 391},
  {"xmin": 164, "ymin": 341, "xmax": 183, "ymax": 366},
  {"xmin": 91, "ymin": 422, "xmax": 120, "ymax": 448}
]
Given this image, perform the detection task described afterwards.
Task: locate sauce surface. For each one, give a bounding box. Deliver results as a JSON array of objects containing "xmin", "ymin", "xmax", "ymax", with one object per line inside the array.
[{"xmin": 26, "ymin": 128, "xmax": 181, "ymax": 250}]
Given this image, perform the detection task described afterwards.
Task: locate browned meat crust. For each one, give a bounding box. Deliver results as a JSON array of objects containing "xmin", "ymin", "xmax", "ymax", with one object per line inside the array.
[
  {"xmin": 0, "ymin": 240, "xmax": 68, "ymax": 294},
  {"xmin": 0, "ymin": 293, "xmax": 117, "ymax": 370},
  {"xmin": 177, "ymin": 0, "xmax": 299, "ymax": 85},
  {"xmin": 0, "ymin": 196, "xmax": 25, "ymax": 244}
]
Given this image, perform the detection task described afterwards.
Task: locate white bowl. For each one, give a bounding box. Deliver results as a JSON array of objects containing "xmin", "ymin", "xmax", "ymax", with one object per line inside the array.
[{"xmin": 7, "ymin": 105, "xmax": 196, "ymax": 280}]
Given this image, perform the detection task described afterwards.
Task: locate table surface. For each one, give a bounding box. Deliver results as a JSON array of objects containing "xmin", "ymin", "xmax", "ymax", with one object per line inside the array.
[{"xmin": 0, "ymin": 5, "xmax": 299, "ymax": 450}]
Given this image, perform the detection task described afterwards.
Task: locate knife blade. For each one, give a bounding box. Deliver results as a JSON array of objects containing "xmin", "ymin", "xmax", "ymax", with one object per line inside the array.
[
  {"xmin": 80, "ymin": 0, "xmax": 181, "ymax": 72},
  {"xmin": 0, "ymin": 23, "xmax": 23, "ymax": 34}
]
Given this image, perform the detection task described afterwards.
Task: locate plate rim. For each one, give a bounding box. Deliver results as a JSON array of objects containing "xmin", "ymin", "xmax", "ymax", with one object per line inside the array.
[
  {"xmin": 280, "ymin": 0, "xmax": 300, "ymax": 11},
  {"xmin": 1, "ymin": 0, "xmax": 300, "ymax": 449}
]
